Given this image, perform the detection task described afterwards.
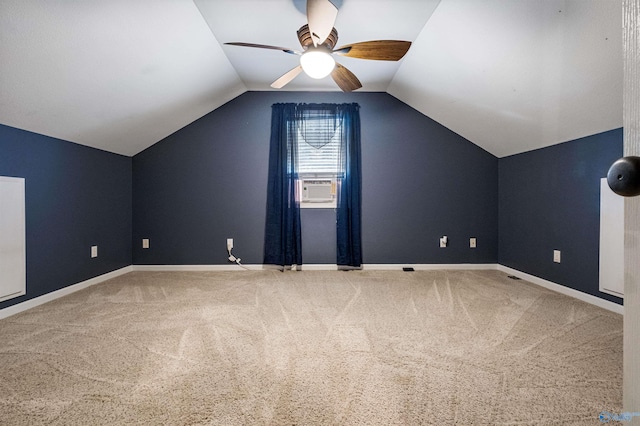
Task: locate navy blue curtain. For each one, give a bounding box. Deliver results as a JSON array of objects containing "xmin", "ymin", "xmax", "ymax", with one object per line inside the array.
[
  {"xmin": 336, "ymin": 103, "xmax": 362, "ymax": 268},
  {"xmin": 263, "ymin": 104, "xmax": 302, "ymax": 268},
  {"xmin": 264, "ymin": 103, "xmax": 361, "ymax": 269}
]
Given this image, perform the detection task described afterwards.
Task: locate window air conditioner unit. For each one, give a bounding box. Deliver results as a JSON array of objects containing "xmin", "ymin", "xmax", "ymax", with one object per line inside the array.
[{"xmin": 301, "ymin": 179, "xmax": 334, "ymax": 203}]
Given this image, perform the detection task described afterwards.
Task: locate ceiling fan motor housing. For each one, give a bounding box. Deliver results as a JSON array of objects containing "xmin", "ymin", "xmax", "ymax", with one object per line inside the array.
[{"xmin": 297, "ymin": 24, "xmax": 338, "ymax": 50}]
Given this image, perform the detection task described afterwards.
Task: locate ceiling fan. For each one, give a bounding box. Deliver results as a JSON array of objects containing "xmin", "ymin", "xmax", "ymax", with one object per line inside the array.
[{"xmin": 224, "ymin": 0, "xmax": 412, "ymax": 92}]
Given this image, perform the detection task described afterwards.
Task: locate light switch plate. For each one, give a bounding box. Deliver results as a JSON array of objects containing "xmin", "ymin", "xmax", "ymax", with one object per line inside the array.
[
  {"xmin": 553, "ymin": 250, "xmax": 561, "ymax": 263},
  {"xmin": 142, "ymin": 238, "xmax": 149, "ymax": 249},
  {"xmin": 91, "ymin": 245, "xmax": 98, "ymax": 258}
]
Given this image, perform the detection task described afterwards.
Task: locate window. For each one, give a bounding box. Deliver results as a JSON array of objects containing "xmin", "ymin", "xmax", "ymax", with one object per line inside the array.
[
  {"xmin": 296, "ymin": 125, "xmax": 340, "ymax": 175},
  {"xmin": 295, "ymin": 114, "xmax": 343, "ymax": 208}
]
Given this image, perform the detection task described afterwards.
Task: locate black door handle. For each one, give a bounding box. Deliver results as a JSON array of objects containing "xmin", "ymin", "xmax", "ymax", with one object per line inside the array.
[{"xmin": 607, "ymin": 156, "xmax": 640, "ymax": 197}]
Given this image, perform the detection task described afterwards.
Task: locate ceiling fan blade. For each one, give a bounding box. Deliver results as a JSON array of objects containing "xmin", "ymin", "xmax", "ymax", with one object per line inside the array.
[
  {"xmin": 271, "ymin": 65, "xmax": 303, "ymax": 89},
  {"xmin": 331, "ymin": 63, "xmax": 362, "ymax": 92},
  {"xmin": 334, "ymin": 40, "xmax": 412, "ymax": 61},
  {"xmin": 307, "ymin": 0, "xmax": 338, "ymax": 47},
  {"xmin": 224, "ymin": 42, "xmax": 300, "ymax": 55}
]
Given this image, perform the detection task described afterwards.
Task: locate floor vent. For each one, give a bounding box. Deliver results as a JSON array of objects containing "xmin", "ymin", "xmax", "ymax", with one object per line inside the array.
[
  {"xmin": 507, "ymin": 275, "xmax": 521, "ymax": 280},
  {"xmin": 403, "ymin": 267, "xmax": 415, "ymax": 272}
]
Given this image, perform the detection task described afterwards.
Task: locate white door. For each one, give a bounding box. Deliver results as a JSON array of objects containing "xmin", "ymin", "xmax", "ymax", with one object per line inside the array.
[{"xmin": 0, "ymin": 176, "xmax": 26, "ymax": 302}]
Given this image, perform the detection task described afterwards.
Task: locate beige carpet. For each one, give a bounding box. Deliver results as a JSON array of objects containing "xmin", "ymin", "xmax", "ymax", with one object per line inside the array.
[{"xmin": 0, "ymin": 270, "xmax": 622, "ymax": 425}]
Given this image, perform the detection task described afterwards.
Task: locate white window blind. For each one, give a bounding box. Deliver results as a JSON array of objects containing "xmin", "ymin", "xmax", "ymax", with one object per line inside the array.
[
  {"xmin": 296, "ymin": 127, "xmax": 341, "ymax": 175},
  {"xmin": 295, "ymin": 111, "xmax": 343, "ymax": 175}
]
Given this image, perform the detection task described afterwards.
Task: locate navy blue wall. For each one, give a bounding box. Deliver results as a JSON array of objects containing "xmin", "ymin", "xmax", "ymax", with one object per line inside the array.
[
  {"xmin": 498, "ymin": 128, "xmax": 623, "ymax": 304},
  {"xmin": 132, "ymin": 91, "xmax": 498, "ymax": 265},
  {"xmin": 0, "ymin": 124, "xmax": 132, "ymax": 309}
]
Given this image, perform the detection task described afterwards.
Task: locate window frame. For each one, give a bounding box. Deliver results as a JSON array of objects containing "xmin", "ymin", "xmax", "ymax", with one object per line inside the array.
[{"xmin": 294, "ymin": 114, "xmax": 343, "ymax": 209}]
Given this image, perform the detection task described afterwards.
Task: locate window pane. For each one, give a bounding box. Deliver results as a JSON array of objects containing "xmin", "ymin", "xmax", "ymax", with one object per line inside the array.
[{"xmin": 297, "ymin": 127, "xmax": 341, "ymax": 174}]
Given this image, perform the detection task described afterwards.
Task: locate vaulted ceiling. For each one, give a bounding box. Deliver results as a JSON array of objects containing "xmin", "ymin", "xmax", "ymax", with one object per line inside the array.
[{"xmin": 0, "ymin": 0, "xmax": 622, "ymax": 158}]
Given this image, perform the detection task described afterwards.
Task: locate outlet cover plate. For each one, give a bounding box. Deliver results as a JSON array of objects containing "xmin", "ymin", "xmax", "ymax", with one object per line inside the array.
[
  {"xmin": 553, "ymin": 250, "xmax": 561, "ymax": 263},
  {"xmin": 470, "ymin": 238, "xmax": 477, "ymax": 248},
  {"xmin": 142, "ymin": 239, "xmax": 149, "ymax": 249},
  {"xmin": 91, "ymin": 245, "xmax": 98, "ymax": 258}
]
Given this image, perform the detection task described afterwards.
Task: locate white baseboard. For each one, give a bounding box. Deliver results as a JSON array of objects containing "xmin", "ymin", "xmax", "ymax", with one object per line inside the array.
[
  {"xmin": 132, "ymin": 263, "xmax": 498, "ymax": 272},
  {"xmin": 0, "ymin": 266, "xmax": 133, "ymax": 320},
  {"xmin": 363, "ymin": 263, "xmax": 497, "ymax": 271},
  {"xmin": 132, "ymin": 264, "xmax": 260, "ymax": 272},
  {"xmin": 497, "ymin": 265, "xmax": 623, "ymax": 315},
  {"xmin": 132, "ymin": 264, "xmax": 340, "ymax": 272}
]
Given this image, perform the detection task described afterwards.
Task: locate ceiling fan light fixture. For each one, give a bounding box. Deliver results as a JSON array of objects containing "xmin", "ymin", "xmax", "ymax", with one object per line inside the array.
[{"xmin": 300, "ymin": 50, "xmax": 335, "ymax": 79}]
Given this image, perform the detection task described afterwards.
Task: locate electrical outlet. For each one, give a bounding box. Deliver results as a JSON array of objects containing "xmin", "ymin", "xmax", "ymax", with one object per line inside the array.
[
  {"xmin": 227, "ymin": 238, "xmax": 233, "ymax": 251},
  {"xmin": 91, "ymin": 245, "xmax": 98, "ymax": 258},
  {"xmin": 470, "ymin": 238, "xmax": 477, "ymax": 248},
  {"xmin": 439, "ymin": 236, "xmax": 448, "ymax": 248},
  {"xmin": 142, "ymin": 238, "xmax": 149, "ymax": 249},
  {"xmin": 553, "ymin": 250, "xmax": 561, "ymax": 263}
]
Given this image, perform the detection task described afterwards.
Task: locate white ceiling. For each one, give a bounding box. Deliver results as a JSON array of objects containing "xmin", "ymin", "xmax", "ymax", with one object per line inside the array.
[
  {"xmin": 0, "ymin": 0, "xmax": 622, "ymax": 157},
  {"xmin": 389, "ymin": 0, "xmax": 623, "ymax": 157},
  {"xmin": 0, "ymin": 0, "xmax": 245, "ymax": 156}
]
